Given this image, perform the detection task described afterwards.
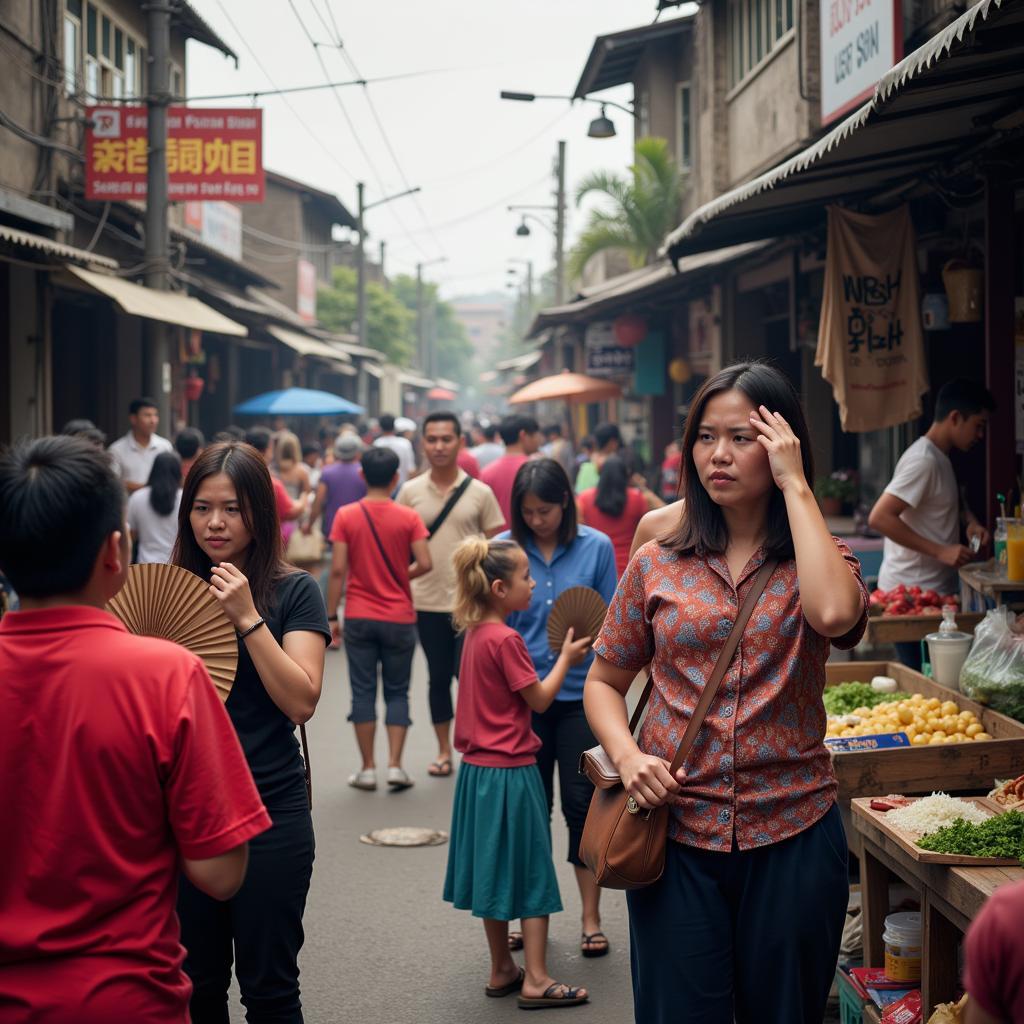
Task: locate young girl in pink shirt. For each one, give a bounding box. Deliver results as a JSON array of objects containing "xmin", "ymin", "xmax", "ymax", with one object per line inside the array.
[{"xmin": 444, "ymin": 537, "xmax": 592, "ymax": 1010}]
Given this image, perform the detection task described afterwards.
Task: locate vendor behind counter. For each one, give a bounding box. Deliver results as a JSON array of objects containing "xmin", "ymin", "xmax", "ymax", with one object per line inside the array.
[{"xmin": 869, "ymin": 378, "xmax": 995, "ymax": 671}]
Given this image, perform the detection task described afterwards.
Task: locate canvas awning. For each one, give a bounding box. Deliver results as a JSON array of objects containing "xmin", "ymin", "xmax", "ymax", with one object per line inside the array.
[
  {"xmin": 495, "ymin": 350, "xmax": 543, "ymax": 372},
  {"xmin": 0, "ymin": 224, "xmax": 118, "ymax": 271},
  {"xmin": 65, "ymin": 265, "xmax": 246, "ymax": 335},
  {"xmin": 267, "ymin": 325, "xmax": 352, "ymax": 363},
  {"xmin": 398, "ymin": 371, "xmax": 435, "ymax": 389},
  {"xmin": 664, "ymin": 0, "xmax": 1024, "ymax": 258}
]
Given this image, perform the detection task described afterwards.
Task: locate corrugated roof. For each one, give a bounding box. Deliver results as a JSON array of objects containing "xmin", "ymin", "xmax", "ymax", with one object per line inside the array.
[
  {"xmin": 268, "ymin": 325, "xmax": 352, "ymax": 362},
  {"xmin": 665, "ymin": 0, "xmax": 1019, "ymax": 257},
  {"xmin": 0, "ymin": 224, "xmax": 118, "ymax": 270},
  {"xmin": 175, "ymin": 2, "xmax": 237, "ymax": 62}
]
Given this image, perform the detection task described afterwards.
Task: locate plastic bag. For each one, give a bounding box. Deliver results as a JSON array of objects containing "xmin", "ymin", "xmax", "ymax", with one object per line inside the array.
[{"xmin": 959, "ymin": 607, "xmax": 1024, "ymax": 722}]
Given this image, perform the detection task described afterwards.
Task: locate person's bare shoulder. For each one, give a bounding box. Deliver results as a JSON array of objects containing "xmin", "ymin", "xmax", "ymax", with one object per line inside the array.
[{"xmin": 629, "ymin": 499, "xmax": 685, "ymax": 560}]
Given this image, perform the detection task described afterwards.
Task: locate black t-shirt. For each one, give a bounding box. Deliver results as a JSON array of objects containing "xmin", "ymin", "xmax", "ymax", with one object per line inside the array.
[{"xmin": 226, "ymin": 571, "xmax": 330, "ymax": 810}]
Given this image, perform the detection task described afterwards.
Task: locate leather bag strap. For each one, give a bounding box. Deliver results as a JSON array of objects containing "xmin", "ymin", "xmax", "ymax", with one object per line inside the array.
[
  {"xmin": 427, "ymin": 476, "xmax": 472, "ymax": 537},
  {"xmin": 359, "ymin": 502, "xmax": 406, "ymax": 591},
  {"xmin": 623, "ymin": 559, "xmax": 778, "ymax": 772}
]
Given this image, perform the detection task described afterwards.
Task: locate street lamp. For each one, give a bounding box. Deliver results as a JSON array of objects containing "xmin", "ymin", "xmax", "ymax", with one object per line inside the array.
[{"xmin": 500, "ymin": 90, "xmax": 637, "ymax": 140}]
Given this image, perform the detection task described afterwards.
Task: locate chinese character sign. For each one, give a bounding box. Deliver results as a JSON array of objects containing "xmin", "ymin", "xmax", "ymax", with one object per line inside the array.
[
  {"xmin": 86, "ymin": 107, "xmax": 264, "ymax": 202},
  {"xmin": 815, "ymin": 205, "xmax": 927, "ymax": 432}
]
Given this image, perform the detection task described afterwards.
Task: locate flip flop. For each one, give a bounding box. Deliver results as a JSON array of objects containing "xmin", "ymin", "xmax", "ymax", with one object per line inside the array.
[
  {"xmin": 580, "ymin": 931, "xmax": 609, "ymax": 958},
  {"xmin": 517, "ymin": 982, "xmax": 588, "ymax": 1010},
  {"xmin": 508, "ymin": 930, "xmax": 524, "ymax": 951},
  {"xmin": 427, "ymin": 758, "xmax": 453, "ymax": 777},
  {"xmin": 485, "ymin": 966, "xmax": 525, "ymax": 998}
]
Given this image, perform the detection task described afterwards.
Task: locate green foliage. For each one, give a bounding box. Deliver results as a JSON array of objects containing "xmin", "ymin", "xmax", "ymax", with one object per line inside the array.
[
  {"xmin": 316, "ymin": 266, "xmax": 414, "ymax": 366},
  {"xmin": 569, "ymin": 137, "xmax": 686, "ymax": 280},
  {"xmin": 390, "ymin": 274, "xmax": 474, "ymax": 385},
  {"xmin": 822, "ymin": 683, "xmax": 909, "ymax": 716}
]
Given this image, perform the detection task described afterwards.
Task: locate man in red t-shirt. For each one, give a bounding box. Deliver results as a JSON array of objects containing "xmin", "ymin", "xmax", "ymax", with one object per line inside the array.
[
  {"xmin": 964, "ymin": 879, "xmax": 1024, "ymax": 1024},
  {"xmin": 480, "ymin": 413, "xmax": 543, "ymax": 527},
  {"xmin": 0, "ymin": 436, "xmax": 271, "ymax": 1024},
  {"xmin": 327, "ymin": 446, "xmax": 432, "ymax": 791}
]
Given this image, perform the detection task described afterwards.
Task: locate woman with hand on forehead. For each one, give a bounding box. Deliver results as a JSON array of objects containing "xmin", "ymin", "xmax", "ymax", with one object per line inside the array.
[
  {"xmin": 172, "ymin": 441, "xmax": 330, "ymax": 1024},
  {"xmin": 585, "ymin": 362, "xmax": 869, "ymax": 1024}
]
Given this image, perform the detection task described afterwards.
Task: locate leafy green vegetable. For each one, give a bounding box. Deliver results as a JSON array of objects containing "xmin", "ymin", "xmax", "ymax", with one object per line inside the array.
[
  {"xmin": 917, "ymin": 810, "xmax": 1024, "ymax": 862},
  {"xmin": 823, "ymin": 682, "xmax": 909, "ymax": 717},
  {"xmin": 959, "ymin": 668, "xmax": 1024, "ymax": 723}
]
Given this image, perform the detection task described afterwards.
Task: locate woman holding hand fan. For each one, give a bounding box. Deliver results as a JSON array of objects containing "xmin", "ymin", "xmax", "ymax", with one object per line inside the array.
[{"xmin": 499, "ymin": 458, "xmax": 617, "ymax": 960}]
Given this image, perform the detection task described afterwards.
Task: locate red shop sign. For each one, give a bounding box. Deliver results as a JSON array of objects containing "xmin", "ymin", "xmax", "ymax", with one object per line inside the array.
[{"xmin": 85, "ymin": 106, "xmax": 264, "ymax": 203}]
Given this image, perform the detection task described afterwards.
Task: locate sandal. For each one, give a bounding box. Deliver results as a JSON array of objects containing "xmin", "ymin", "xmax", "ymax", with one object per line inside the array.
[
  {"xmin": 508, "ymin": 930, "xmax": 523, "ymax": 951},
  {"xmin": 485, "ymin": 966, "xmax": 525, "ymax": 998},
  {"xmin": 517, "ymin": 982, "xmax": 588, "ymax": 1010},
  {"xmin": 427, "ymin": 758, "xmax": 453, "ymax": 777},
  {"xmin": 580, "ymin": 931, "xmax": 609, "ymax": 958}
]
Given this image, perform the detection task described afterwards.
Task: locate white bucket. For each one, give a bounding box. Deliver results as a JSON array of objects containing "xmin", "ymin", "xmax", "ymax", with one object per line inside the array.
[
  {"xmin": 883, "ymin": 911, "xmax": 922, "ymax": 983},
  {"xmin": 927, "ymin": 633, "xmax": 973, "ymax": 690}
]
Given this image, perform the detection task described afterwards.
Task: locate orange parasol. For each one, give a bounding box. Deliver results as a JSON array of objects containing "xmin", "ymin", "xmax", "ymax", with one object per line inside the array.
[{"xmin": 508, "ymin": 370, "xmax": 622, "ymax": 405}]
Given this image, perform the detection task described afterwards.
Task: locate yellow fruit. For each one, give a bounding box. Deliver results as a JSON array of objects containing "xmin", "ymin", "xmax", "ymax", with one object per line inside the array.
[
  {"xmin": 965, "ymin": 723, "xmax": 983, "ymax": 737},
  {"xmin": 941, "ymin": 700, "xmax": 959, "ymax": 716},
  {"xmin": 973, "ymin": 732, "xmax": 992, "ymax": 741},
  {"xmin": 932, "ymin": 730, "xmax": 947, "ymax": 741},
  {"xmin": 944, "ymin": 734, "xmax": 961, "ymax": 744},
  {"xmin": 905, "ymin": 726, "xmax": 917, "ymax": 739},
  {"xmin": 911, "ymin": 693, "xmax": 924, "ymax": 702},
  {"xmin": 840, "ymin": 727, "xmax": 855, "ymax": 737},
  {"xmin": 853, "ymin": 706, "xmax": 872, "ymax": 717},
  {"xmin": 912, "ymin": 734, "xmax": 929, "ymax": 745},
  {"xmin": 897, "ymin": 708, "xmax": 913, "ymax": 724},
  {"xmin": 927, "ymin": 698, "xmax": 942, "ymax": 711},
  {"xmin": 929, "ymin": 735, "xmax": 947, "ymax": 745}
]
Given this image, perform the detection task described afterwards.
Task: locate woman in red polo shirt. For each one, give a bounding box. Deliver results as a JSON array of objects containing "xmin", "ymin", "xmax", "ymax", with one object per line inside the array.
[{"xmin": 585, "ymin": 362, "xmax": 868, "ymax": 1024}]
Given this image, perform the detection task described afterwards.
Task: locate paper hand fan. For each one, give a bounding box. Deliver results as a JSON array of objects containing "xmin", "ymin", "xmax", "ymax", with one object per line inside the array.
[
  {"xmin": 546, "ymin": 586, "xmax": 608, "ymax": 654},
  {"xmin": 107, "ymin": 563, "xmax": 238, "ymax": 702}
]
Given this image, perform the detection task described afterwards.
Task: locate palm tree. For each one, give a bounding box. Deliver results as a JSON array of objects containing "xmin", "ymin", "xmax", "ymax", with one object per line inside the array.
[{"xmin": 568, "ymin": 137, "xmax": 685, "ymax": 280}]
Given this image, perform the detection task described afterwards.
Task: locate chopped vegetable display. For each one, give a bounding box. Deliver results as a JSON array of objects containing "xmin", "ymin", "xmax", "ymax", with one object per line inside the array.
[
  {"xmin": 823, "ymin": 682, "xmax": 909, "ymax": 717},
  {"xmin": 916, "ymin": 810, "xmax": 1024, "ymax": 862}
]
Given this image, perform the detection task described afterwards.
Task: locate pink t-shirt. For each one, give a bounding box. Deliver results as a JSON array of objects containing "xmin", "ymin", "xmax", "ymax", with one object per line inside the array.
[
  {"xmin": 457, "ymin": 448, "xmax": 481, "ymax": 479},
  {"xmin": 965, "ymin": 879, "xmax": 1024, "ymax": 1023},
  {"xmin": 454, "ymin": 621, "xmax": 541, "ymax": 767},
  {"xmin": 480, "ymin": 453, "xmax": 528, "ymax": 528},
  {"xmin": 578, "ymin": 487, "xmax": 648, "ymax": 578},
  {"xmin": 330, "ymin": 499, "xmax": 428, "ymax": 623}
]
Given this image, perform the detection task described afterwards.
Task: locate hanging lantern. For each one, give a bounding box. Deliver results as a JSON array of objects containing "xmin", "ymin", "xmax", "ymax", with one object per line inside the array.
[
  {"xmin": 668, "ymin": 357, "xmax": 692, "ymax": 384},
  {"xmin": 612, "ymin": 313, "xmax": 648, "ymax": 347},
  {"xmin": 184, "ymin": 376, "xmax": 205, "ymax": 402}
]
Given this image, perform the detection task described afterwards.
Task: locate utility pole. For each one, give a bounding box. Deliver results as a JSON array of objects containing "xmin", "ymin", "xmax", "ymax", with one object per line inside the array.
[
  {"xmin": 379, "ymin": 239, "xmax": 387, "ymax": 289},
  {"xmin": 416, "ymin": 256, "xmax": 447, "ymax": 375},
  {"xmin": 356, "ymin": 182, "xmax": 366, "ymax": 349},
  {"xmin": 554, "ymin": 140, "xmax": 566, "ymax": 304},
  {"xmin": 144, "ymin": 0, "xmax": 172, "ymax": 428}
]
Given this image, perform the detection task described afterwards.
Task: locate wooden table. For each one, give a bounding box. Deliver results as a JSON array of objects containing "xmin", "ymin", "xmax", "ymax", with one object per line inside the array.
[
  {"xmin": 866, "ymin": 611, "xmax": 983, "ymax": 645},
  {"xmin": 851, "ymin": 800, "xmax": 1024, "ymax": 1012},
  {"xmin": 960, "ymin": 560, "xmax": 1024, "ymax": 611}
]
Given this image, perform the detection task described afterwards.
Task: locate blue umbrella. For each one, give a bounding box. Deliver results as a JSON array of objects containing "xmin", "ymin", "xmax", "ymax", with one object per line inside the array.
[{"xmin": 234, "ymin": 387, "xmax": 365, "ymax": 416}]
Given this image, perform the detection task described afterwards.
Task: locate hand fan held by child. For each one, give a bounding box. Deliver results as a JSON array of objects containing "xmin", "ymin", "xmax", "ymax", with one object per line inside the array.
[
  {"xmin": 546, "ymin": 586, "xmax": 608, "ymax": 654},
  {"xmin": 107, "ymin": 562, "xmax": 238, "ymax": 701}
]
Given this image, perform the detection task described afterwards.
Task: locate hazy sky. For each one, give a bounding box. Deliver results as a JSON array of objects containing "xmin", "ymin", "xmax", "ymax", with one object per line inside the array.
[{"xmin": 185, "ymin": 0, "xmax": 677, "ymax": 299}]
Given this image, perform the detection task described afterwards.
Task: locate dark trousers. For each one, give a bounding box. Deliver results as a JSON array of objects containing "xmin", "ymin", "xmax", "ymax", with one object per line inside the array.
[
  {"xmin": 178, "ymin": 806, "xmax": 315, "ymax": 1024},
  {"xmin": 532, "ymin": 699, "xmax": 595, "ymax": 867},
  {"xmin": 627, "ymin": 803, "xmax": 849, "ymax": 1024},
  {"xmin": 416, "ymin": 610, "xmax": 462, "ymax": 725},
  {"xmin": 894, "ymin": 640, "xmax": 923, "ymax": 672},
  {"xmin": 344, "ymin": 618, "xmax": 416, "ymax": 726}
]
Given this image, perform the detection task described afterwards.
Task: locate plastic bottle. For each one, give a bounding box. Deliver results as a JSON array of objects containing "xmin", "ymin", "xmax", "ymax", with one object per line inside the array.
[{"xmin": 994, "ymin": 517, "xmax": 1009, "ymax": 574}]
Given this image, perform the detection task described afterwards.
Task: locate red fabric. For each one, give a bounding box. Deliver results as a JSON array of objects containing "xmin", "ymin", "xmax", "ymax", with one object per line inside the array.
[
  {"xmin": 457, "ymin": 448, "xmax": 480, "ymax": 479},
  {"xmin": 578, "ymin": 487, "xmax": 648, "ymax": 578},
  {"xmin": 272, "ymin": 476, "xmax": 294, "ymax": 521},
  {"xmin": 454, "ymin": 622, "xmax": 541, "ymax": 767},
  {"xmin": 0, "ymin": 606, "xmax": 270, "ymax": 1024},
  {"xmin": 330, "ymin": 499, "xmax": 428, "ymax": 623},
  {"xmin": 593, "ymin": 538, "xmax": 868, "ymax": 852},
  {"xmin": 965, "ymin": 879, "xmax": 1024, "ymax": 1022},
  {"xmin": 479, "ymin": 453, "xmax": 529, "ymax": 528}
]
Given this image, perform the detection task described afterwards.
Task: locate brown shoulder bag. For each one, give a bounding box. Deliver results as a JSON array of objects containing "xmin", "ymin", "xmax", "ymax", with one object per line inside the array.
[{"xmin": 578, "ymin": 559, "xmax": 778, "ymax": 890}]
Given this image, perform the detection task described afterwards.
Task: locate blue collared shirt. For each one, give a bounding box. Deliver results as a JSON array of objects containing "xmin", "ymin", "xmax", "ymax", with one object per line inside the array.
[{"xmin": 501, "ymin": 525, "xmax": 617, "ymax": 701}]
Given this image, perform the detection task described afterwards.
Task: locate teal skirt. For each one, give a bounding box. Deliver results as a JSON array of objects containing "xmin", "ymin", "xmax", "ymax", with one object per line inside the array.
[{"xmin": 443, "ymin": 762, "xmax": 562, "ymax": 921}]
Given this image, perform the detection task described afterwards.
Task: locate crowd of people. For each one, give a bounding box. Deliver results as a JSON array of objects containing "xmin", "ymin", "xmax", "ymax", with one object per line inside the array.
[{"xmin": 2, "ymin": 365, "xmax": 1020, "ymax": 1023}]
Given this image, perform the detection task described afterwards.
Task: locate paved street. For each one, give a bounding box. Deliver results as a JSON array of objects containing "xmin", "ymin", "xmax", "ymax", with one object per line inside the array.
[{"xmin": 230, "ymin": 643, "xmax": 635, "ymax": 1024}]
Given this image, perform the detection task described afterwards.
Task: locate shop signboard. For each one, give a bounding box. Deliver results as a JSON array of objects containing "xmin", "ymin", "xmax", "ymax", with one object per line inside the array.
[
  {"xmin": 297, "ymin": 259, "xmax": 317, "ymax": 323},
  {"xmin": 585, "ymin": 322, "xmax": 634, "ymax": 379},
  {"xmin": 819, "ymin": 0, "xmax": 902, "ymax": 126},
  {"xmin": 183, "ymin": 201, "xmax": 243, "ymax": 261},
  {"xmin": 86, "ymin": 107, "xmax": 264, "ymax": 202}
]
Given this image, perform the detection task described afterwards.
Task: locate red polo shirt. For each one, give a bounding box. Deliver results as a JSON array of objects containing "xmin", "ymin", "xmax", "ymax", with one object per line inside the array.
[{"xmin": 0, "ymin": 606, "xmax": 271, "ymax": 1023}]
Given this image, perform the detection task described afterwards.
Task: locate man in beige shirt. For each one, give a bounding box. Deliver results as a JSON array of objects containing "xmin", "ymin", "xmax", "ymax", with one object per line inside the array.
[{"xmin": 397, "ymin": 411, "xmax": 504, "ymax": 776}]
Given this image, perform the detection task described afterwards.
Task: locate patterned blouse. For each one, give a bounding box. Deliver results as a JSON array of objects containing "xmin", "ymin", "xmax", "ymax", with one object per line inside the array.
[{"xmin": 592, "ymin": 539, "xmax": 868, "ymax": 852}]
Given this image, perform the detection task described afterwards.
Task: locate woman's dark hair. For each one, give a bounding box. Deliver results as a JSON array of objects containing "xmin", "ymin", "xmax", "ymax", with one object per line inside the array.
[
  {"xmin": 594, "ymin": 454, "xmax": 629, "ymax": 518},
  {"xmin": 662, "ymin": 361, "xmax": 814, "ymax": 560},
  {"xmin": 172, "ymin": 441, "xmax": 291, "ymax": 615},
  {"xmin": 0, "ymin": 436, "xmax": 123, "ymax": 597},
  {"xmin": 61, "ymin": 418, "xmax": 107, "ymax": 447},
  {"xmin": 146, "ymin": 452, "xmax": 182, "ymax": 516},
  {"xmin": 509, "ymin": 458, "xmax": 577, "ymax": 549}
]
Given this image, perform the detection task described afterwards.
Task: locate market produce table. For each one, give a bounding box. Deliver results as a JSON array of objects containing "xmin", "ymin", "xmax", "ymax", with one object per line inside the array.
[
  {"xmin": 851, "ymin": 799, "xmax": 1024, "ymax": 1013},
  {"xmin": 866, "ymin": 611, "xmax": 983, "ymax": 646},
  {"xmin": 960, "ymin": 560, "xmax": 1024, "ymax": 611}
]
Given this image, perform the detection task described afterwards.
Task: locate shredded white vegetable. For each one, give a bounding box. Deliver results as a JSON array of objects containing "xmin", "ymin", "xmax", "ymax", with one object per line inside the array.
[{"xmin": 886, "ymin": 792, "xmax": 989, "ymax": 835}]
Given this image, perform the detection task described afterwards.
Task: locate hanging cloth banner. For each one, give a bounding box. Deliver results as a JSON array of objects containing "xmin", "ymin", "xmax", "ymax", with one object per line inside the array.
[{"xmin": 815, "ymin": 205, "xmax": 928, "ymax": 432}]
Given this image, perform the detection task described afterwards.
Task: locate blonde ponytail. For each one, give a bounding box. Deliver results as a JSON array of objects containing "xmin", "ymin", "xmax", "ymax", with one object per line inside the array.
[{"xmin": 452, "ymin": 537, "xmax": 522, "ymax": 631}]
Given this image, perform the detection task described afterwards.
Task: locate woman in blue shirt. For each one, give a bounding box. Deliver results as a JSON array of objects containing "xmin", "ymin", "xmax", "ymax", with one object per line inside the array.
[{"xmin": 501, "ymin": 458, "xmax": 617, "ymax": 959}]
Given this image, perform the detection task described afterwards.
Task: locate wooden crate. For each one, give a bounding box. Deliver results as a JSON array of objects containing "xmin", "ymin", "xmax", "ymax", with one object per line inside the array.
[
  {"xmin": 866, "ymin": 611, "xmax": 984, "ymax": 645},
  {"xmin": 826, "ymin": 661, "xmax": 1024, "ymax": 802}
]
